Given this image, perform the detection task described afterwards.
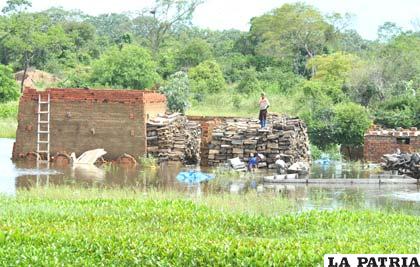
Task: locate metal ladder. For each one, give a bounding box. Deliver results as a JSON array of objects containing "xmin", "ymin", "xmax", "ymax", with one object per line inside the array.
[{"xmin": 36, "ymin": 94, "xmax": 50, "ymax": 168}]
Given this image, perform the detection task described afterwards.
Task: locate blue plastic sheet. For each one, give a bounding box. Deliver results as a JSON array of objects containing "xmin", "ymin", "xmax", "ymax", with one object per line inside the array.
[
  {"xmin": 314, "ymin": 153, "xmax": 331, "ymax": 166},
  {"xmin": 176, "ymin": 170, "xmax": 215, "ymax": 184}
]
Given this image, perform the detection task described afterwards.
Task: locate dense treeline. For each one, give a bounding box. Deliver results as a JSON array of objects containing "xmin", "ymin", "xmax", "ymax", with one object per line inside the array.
[{"xmin": 0, "ymin": 0, "xmax": 419, "ymax": 152}]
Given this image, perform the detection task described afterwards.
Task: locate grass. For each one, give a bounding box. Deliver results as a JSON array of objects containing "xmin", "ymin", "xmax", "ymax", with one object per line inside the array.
[
  {"xmin": 0, "ymin": 187, "xmax": 419, "ymax": 266},
  {"xmin": 0, "ymin": 101, "xmax": 18, "ymax": 138},
  {"xmin": 0, "ymin": 117, "xmax": 17, "ymax": 138},
  {"xmin": 188, "ymin": 91, "xmax": 297, "ymax": 117},
  {"xmin": 0, "ymin": 101, "xmax": 18, "ymax": 118}
]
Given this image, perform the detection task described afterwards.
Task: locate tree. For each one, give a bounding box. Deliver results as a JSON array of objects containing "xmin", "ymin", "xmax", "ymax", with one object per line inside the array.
[
  {"xmin": 61, "ymin": 20, "xmax": 98, "ymax": 66},
  {"xmin": 296, "ymin": 81, "xmax": 337, "ymax": 148},
  {"xmin": 237, "ymin": 68, "xmax": 260, "ymax": 94},
  {"xmin": 2, "ymin": 0, "xmax": 34, "ymax": 91},
  {"xmin": 137, "ymin": 0, "xmax": 204, "ymax": 55},
  {"xmin": 258, "ymin": 66, "xmax": 304, "ymax": 93},
  {"xmin": 307, "ymin": 52, "xmax": 362, "ymax": 84},
  {"xmin": 1, "ymin": 12, "xmax": 71, "ymax": 91},
  {"xmin": 175, "ymin": 38, "xmax": 213, "ymax": 68},
  {"xmin": 332, "ymin": 29, "xmax": 369, "ymax": 54},
  {"xmin": 346, "ymin": 62, "xmax": 385, "ymax": 106},
  {"xmin": 87, "ymin": 13, "xmax": 132, "ymax": 45},
  {"xmin": 217, "ymin": 53, "xmax": 250, "ymax": 83},
  {"xmin": 159, "ymin": 71, "xmax": 190, "ymax": 113},
  {"xmin": 58, "ymin": 65, "xmax": 92, "ymax": 88},
  {"xmin": 374, "ymin": 91, "xmax": 419, "ymax": 128},
  {"xmin": 349, "ymin": 32, "xmax": 420, "ymax": 106},
  {"xmin": 377, "ymin": 22, "xmax": 402, "ymax": 43},
  {"xmin": 332, "ymin": 102, "xmax": 371, "ymax": 147},
  {"xmin": 188, "ymin": 60, "xmax": 226, "ymax": 94},
  {"xmin": 156, "ymin": 44, "xmax": 178, "ymax": 79},
  {"xmin": 250, "ymin": 3, "xmax": 334, "ymax": 74},
  {"xmin": 0, "ymin": 64, "xmax": 19, "ymax": 102},
  {"xmin": 91, "ymin": 45, "xmax": 160, "ymax": 89},
  {"xmin": 0, "ymin": 0, "xmax": 31, "ymax": 43},
  {"xmin": 1, "ymin": 0, "xmax": 31, "ymax": 14}
]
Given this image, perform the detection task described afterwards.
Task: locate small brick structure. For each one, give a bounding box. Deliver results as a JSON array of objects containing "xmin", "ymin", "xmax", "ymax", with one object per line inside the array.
[
  {"xmin": 187, "ymin": 116, "xmax": 226, "ymax": 166},
  {"xmin": 13, "ymin": 88, "xmax": 166, "ymax": 160},
  {"xmin": 364, "ymin": 128, "xmax": 420, "ymax": 162}
]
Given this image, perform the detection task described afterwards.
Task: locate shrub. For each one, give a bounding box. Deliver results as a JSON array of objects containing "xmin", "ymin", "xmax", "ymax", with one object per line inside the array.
[
  {"xmin": 332, "ymin": 102, "xmax": 372, "ymax": 147},
  {"xmin": 217, "ymin": 53, "xmax": 250, "ymax": 83},
  {"xmin": 159, "ymin": 71, "xmax": 190, "ymax": 113},
  {"xmin": 236, "ymin": 68, "xmax": 260, "ymax": 94},
  {"xmin": 175, "ymin": 38, "xmax": 213, "ymax": 69},
  {"xmin": 0, "ymin": 101, "xmax": 18, "ymax": 118},
  {"xmin": 139, "ymin": 154, "xmax": 158, "ymax": 168},
  {"xmin": 374, "ymin": 94, "xmax": 419, "ymax": 128},
  {"xmin": 258, "ymin": 67, "xmax": 304, "ymax": 93},
  {"xmin": 310, "ymin": 144, "xmax": 341, "ymax": 160},
  {"xmin": 188, "ymin": 60, "xmax": 226, "ymax": 93},
  {"xmin": 58, "ymin": 66, "xmax": 92, "ymax": 88},
  {"xmin": 0, "ymin": 64, "xmax": 19, "ymax": 103},
  {"xmin": 91, "ymin": 45, "xmax": 160, "ymax": 89}
]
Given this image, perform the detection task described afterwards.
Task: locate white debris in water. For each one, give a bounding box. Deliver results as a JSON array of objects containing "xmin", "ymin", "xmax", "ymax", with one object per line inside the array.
[
  {"xmin": 393, "ymin": 192, "xmax": 420, "ymax": 202},
  {"xmin": 17, "ymin": 168, "xmax": 62, "ymax": 176}
]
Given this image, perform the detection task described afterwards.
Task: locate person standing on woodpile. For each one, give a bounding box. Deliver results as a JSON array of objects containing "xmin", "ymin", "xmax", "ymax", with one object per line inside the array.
[{"xmin": 259, "ymin": 92, "xmax": 270, "ymax": 128}]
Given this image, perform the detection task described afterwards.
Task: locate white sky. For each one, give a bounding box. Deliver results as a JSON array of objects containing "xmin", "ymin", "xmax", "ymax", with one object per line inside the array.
[{"xmin": 0, "ymin": 0, "xmax": 419, "ymax": 40}]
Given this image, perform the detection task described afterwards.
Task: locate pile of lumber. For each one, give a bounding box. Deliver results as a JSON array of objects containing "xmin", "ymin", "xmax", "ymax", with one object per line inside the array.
[
  {"xmin": 381, "ymin": 153, "xmax": 420, "ymax": 179},
  {"xmin": 147, "ymin": 114, "xmax": 201, "ymax": 164},
  {"xmin": 207, "ymin": 114, "xmax": 310, "ymax": 168}
]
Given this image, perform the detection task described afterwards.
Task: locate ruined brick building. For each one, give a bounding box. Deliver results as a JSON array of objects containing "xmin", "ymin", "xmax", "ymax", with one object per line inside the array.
[
  {"xmin": 364, "ymin": 128, "xmax": 420, "ymax": 162},
  {"xmin": 13, "ymin": 88, "xmax": 311, "ymax": 167},
  {"xmin": 13, "ymin": 88, "xmax": 166, "ymax": 160}
]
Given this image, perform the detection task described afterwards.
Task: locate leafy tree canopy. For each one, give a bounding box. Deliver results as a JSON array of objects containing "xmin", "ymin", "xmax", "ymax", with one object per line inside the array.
[
  {"xmin": 250, "ymin": 3, "xmax": 334, "ymax": 73},
  {"xmin": 188, "ymin": 60, "xmax": 226, "ymax": 93},
  {"xmin": 175, "ymin": 38, "xmax": 213, "ymax": 69},
  {"xmin": 0, "ymin": 64, "xmax": 19, "ymax": 102},
  {"xmin": 307, "ymin": 52, "xmax": 362, "ymax": 84},
  {"xmin": 91, "ymin": 44, "xmax": 160, "ymax": 89},
  {"xmin": 332, "ymin": 102, "xmax": 372, "ymax": 146}
]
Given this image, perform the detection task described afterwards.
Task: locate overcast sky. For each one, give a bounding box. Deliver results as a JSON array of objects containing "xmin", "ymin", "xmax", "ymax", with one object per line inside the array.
[{"xmin": 0, "ymin": 0, "xmax": 419, "ymax": 40}]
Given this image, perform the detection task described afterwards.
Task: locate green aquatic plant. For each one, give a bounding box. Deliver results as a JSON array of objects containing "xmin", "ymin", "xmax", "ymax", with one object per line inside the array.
[
  {"xmin": 138, "ymin": 154, "xmax": 158, "ymax": 169},
  {"xmin": 0, "ymin": 187, "xmax": 418, "ymax": 266}
]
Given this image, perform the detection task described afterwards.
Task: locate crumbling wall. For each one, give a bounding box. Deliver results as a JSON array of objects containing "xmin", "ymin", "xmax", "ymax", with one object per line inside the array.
[
  {"xmin": 364, "ymin": 128, "xmax": 420, "ymax": 162},
  {"xmin": 194, "ymin": 114, "xmax": 310, "ymax": 168},
  {"xmin": 187, "ymin": 116, "xmax": 223, "ymax": 166},
  {"xmin": 13, "ymin": 88, "xmax": 166, "ymax": 160}
]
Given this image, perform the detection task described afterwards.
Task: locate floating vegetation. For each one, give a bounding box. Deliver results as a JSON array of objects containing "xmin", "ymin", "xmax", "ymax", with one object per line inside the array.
[
  {"xmin": 0, "ymin": 187, "xmax": 418, "ymax": 266},
  {"xmin": 138, "ymin": 154, "xmax": 158, "ymax": 169}
]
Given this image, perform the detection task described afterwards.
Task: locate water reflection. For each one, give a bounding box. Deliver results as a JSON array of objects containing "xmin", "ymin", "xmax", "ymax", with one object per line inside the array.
[
  {"xmin": 1, "ymin": 138, "xmax": 419, "ymax": 215},
  {"xmin": 310, "ymin": 160, "xmax": 384, "ymax": 179}
]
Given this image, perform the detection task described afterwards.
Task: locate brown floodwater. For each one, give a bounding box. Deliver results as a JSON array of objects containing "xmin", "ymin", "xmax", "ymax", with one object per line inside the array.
[{"xmin": 1, "ymin": 138, "xmax": 419, "ymax": 214}]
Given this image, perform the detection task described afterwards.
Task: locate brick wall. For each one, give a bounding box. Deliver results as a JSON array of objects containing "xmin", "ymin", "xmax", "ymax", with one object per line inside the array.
[
  {"xmin": 13, "ymin": 88, "xmax": 166, "ymax": 160},
  {"xmin": 188, "ymin": 116, "xmax": 224, "ymax": 166},
  {"xmin": 364, "ymin": 134, "xmax": 420, "ymax": 162}
]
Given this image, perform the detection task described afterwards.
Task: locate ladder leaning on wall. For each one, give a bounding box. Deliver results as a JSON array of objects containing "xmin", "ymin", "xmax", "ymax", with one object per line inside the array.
[{"xmin": 36, "ymin": 93, "xmax": 51, "ymax": 170}]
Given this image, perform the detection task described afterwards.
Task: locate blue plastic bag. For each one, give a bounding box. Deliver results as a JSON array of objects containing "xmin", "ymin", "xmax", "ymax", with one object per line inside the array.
[{"xmin": 176, "ymin": 170, "xmax": 215, "ymax": 184}]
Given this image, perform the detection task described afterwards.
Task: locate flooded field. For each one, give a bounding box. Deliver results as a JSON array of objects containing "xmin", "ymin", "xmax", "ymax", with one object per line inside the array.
[{"xmin": 1, "ymin": 138, "xmax": 419, "ymax": 214}]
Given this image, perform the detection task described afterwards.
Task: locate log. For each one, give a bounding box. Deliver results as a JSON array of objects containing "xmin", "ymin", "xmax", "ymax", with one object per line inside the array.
[{"xmin": 381, "ymin": 153, "xmax": 420, "ymax": 179}]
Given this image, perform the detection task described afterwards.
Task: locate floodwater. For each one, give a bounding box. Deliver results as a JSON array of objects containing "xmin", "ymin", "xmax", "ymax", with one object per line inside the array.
[{"xmin": 1, "ymin": 138, "xmax": 419, "ymax": 215}]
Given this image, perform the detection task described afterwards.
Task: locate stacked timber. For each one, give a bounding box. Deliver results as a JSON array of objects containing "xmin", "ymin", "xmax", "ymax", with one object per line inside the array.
[
  {"xmin": 147, "ymin": 114, "xmax": 201, "ymax": 164},
  {"xmin": 207, "ymin": 114, "xmax": 310, "ymax": 168},
  {"xmin": 381, "ymin": 153, "xmax": 420, "ymax": 179}
]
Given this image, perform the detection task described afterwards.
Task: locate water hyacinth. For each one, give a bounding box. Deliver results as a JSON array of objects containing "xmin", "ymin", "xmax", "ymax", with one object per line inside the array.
[{"xmin": 0, "ymin": 187, "xmax": 419, "ymax": 266}]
